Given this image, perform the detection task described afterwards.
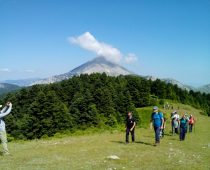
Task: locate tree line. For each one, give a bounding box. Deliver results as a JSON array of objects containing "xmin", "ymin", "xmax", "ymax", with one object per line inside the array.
[{"xmin": 1, "ymin": 73, "xmax": 210, "ymax": 139}]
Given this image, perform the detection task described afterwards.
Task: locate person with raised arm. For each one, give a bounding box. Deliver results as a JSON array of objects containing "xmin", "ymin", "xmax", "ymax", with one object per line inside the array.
[{"xmin": 0, "ymin": 102, "xmax": 12, "ymax": 155}]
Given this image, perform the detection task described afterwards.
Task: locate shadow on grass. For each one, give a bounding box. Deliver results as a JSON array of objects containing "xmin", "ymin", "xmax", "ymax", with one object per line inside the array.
[
  {"xmin": 162, "ymin": 133, "xmax": 173, "ymax": 137},
  {"xmin": 110, "ymin": 140, "xmax": 155, "ymax": 147},
  {"xmin": 110, "ymin": 141, "xmax": 125, "ymax": 144},
  {"xmin": 135, "ymin": 141, "xmax": 155, "ymax": 147}
]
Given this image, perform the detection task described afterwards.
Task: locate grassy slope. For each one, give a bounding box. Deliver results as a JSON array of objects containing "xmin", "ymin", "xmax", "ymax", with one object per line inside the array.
[{"xmin": 0, "ymin": 103, "xmax": 210, "ymax": 170}]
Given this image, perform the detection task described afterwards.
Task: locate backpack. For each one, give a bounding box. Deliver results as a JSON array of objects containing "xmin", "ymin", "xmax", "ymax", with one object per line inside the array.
[
  {"xmin": 152, "ymin": 112, "xmax": 163, "ymax": 127},
  {"xmin": 180, "ymin": 118, "xmax": 187, "ymax": 128}
]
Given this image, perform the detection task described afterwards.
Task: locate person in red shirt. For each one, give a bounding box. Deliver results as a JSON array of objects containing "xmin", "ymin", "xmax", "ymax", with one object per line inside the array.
[{"xmin": 188, "ymin": 115, "xmax": 195, "ymax": 132}]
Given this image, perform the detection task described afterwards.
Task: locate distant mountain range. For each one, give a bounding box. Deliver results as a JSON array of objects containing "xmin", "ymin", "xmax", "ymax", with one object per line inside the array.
[
  {"xmin": 144, "ymin": 76, "xmax": 195, "ymax": 91},
  {"xmin": 2, "ymin": 78, "xmax": 41, "ymax": 87},
  {"xmin": 0, "ymin": 83, "xmax": 20, "ymax": 95},
  {"xmin": 1, "ymin": 56, "xmax": 210, "ymax": 94},
  {"xmin": 144, "ymin": 76, "xmax": 210, "ymax": 93},
  {"xmin": 197, "ymin": 84, "xmax": 210, "ymax": 94}
]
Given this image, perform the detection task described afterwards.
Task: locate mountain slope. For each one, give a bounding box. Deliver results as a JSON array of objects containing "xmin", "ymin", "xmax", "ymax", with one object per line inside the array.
[
  {"xmin": 2, "ymin": 78, "xmax": 41, "ymax": 87},
  {"xmin": 32, "ymin": 57, "xmax": 133, "ymax": 85},
  {"xmin": 0, "ymin": 83, "xmax": 20, "ymax": 95},
  {"xmin": 162, "ymin": 78, "xmax": 196, "ymax": 91},
  {"xmin": 0, "ymin": 103, "xmax": 209, "ymax": 170},
  {"xmin": 144, "ymin": 76, "xmax": 195, "ymax": 91},
  {"xmin": 70, "ymin": 57, "xmax": 132, "ymax": 76},
  {"xmin": 198, "ymin": 84, "xmax": 210, "ymax": 94}
]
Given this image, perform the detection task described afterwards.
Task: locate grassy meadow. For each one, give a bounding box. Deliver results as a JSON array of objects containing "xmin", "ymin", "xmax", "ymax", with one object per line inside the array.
[{"xmin": 0, "ymin": 103, "xmax": 210, "ymax": 170}]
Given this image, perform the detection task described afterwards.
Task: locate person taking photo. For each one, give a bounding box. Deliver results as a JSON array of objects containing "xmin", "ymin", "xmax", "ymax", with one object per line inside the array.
[{"xmin": 0, "ymin": 102, "xmax": 12, "ymax": 155}]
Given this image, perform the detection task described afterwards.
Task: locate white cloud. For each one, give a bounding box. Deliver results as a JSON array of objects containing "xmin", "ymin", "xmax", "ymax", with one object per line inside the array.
[
  {"xmin": 0, "ymin": 68, "xmax": 11, "ymax": 72},
  {"xmin": 69, "ymin": 32, "xmax": 124, "ymax": 63},
  {"xmin": 125, "ymin": 53, "xmax": 138, "ymax": 64},
  {"xmin": 68, "ymin": 32, "xmax": 138, "ymax": 64}
]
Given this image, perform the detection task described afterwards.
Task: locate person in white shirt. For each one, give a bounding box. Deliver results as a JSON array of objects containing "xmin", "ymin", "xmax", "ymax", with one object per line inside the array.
[
  {"xmin": 172, "ymin": 112, "xmax": 179, "ymax": 134},
  {"xmin": 0, "ymin": 102, "xmax": 12, "ymax": 155}
]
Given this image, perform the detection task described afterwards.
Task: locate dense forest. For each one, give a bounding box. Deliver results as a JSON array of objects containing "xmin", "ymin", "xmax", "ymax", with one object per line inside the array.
[{"xmin": 1, "ymin": 73, "xmax": 210, "ymax": 140}]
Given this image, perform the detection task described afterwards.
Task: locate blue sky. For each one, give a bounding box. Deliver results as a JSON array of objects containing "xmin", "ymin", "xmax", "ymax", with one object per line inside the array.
[{"xmin": 0, "ymin": 0, "xmax": 209, "ymax": 87}]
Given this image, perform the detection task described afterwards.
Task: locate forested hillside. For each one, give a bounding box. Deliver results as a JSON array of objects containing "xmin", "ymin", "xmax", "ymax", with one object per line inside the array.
[
  {"xmin": 0, "ymin": 83, "xmax": 20, "ymax": 95},
  {"xmin": 1, "ymin": 73, "xmax": 210, "ymax": 139}
]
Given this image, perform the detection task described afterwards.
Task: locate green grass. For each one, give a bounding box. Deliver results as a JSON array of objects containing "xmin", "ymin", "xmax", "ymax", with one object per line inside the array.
[{"xmin": 0, "ymin": 103, "xmax": 210, "ymax": 170}]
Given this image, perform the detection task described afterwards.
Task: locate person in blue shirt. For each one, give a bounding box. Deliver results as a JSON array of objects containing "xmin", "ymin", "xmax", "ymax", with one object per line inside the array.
[
  {"xmin": 150, "ymin": 106, "xmax": 164, "ymax": 145},
  {"xmin": 179, "ymin": 114, "xmax": 188, "ymax": 141}
]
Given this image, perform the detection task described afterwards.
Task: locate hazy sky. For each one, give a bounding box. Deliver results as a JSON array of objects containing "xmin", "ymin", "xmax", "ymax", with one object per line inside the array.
[{"xmin": 0, "ymin": 0, "xmax": 209, "ymax": 87}]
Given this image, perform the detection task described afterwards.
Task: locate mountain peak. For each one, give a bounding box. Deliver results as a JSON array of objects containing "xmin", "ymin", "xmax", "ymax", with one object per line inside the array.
[
  {"xmin": 69, "ymin": 56, "xmax": 132, "ymax": 76},
  {"xmin": 92, "ymin": 56, "xmax": 110, "ymax": 62},
  {"xmin": 30, "ymin": 57, "xmax": 133, "ymax": 85},
  {"xmin": 90, "ymin": 56, "xmax": 117, "ymax": 65}
]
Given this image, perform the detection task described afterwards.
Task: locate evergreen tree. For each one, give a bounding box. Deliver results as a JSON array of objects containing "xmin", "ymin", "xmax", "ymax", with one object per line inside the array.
[{"xmin": 3, "ymin": 73, "xmax": 210, "ymax": 139}]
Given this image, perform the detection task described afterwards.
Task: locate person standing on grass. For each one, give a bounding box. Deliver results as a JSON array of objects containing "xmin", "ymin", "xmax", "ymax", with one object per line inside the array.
[
  {"xmin": 0, "ymin": 102, "xmax": 12, "ymax": 155},
  {"xmin": 150, "ymin": 106, "xmax": 164, "ymax": 145},
  {"xmin": 172, "ymin": 111, "xmax": 180, "ymax": 134},
  {"xmin": 188, "ymin": 115, "xmax": 195, "ymax": 133},
  {"xmin": 160, "ymin": 112, "xmax": 167, "ymax": 138},
  {"xmin": 125, "ymin": 112, "xmax": 136, "ymax": 144},
  {"xmin": 179, "ymin": 114, "xmax": 188, "ymax": 141}
]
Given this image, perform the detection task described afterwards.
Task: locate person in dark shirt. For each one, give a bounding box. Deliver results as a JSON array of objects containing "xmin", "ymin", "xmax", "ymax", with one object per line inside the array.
[{"xmin": 125, "ymin": 112, "xmax": 136, "ymax": 143}]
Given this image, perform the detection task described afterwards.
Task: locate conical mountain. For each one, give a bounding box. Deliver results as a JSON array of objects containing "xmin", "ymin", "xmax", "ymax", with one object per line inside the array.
[
  {"xmin": 70, "ymin": 56, "xmax": 132, "ymax": 76},
  {"xmin": 31, "ymin": 57, "xmax": 133, "ymax": 85}
]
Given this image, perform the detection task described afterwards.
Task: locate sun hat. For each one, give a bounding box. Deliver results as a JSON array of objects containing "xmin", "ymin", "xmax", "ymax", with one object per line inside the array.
[{"xmin": 153, "ymin": 106, "xmax": 158, "ymax": 110}]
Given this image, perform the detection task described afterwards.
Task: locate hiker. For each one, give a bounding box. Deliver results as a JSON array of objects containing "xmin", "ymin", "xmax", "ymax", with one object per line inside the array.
[
  {"xmin": 179, "ymin": 114, "xmax": 188, "ymax": 141},
  {"xmin": 160, "ymin": 113, "xmax": 167, "ymax": 138},
  {"xmin": 188, "ymin": 115, "xmax": 195, "ymax": 132},
  {"xmin": 125, "ymin": 112, "xmax": 136, "ymax": 143},
  {"xmin": 185, "ymin": 114, "xmax": 189, "ymax": 133},
  {"xmin": 150, "ymin": 106, "xmax": 164, "ymax": 145},
  {"xmin": 0, "ymin": 102, "xmax": 12, "ymax": 155},
  {"xmin": 171, "ymin": 111, "xmax": 175, "ymax": 134},
  {"xmin": 171, "ymin": 111, "xmax": 179, "ymax": 134}
]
